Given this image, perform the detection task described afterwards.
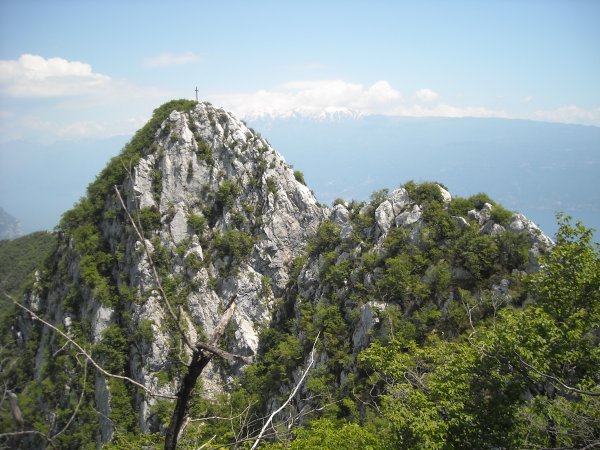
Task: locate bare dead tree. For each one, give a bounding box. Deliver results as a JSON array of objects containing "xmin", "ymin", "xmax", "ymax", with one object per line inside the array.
[
  {"xmin": 114, "ymin": 185, "xmax": 253, "ymax": 449},
  {"xmin": 163, "ymin": 295, "xmax": 252, "ymax": 450}
]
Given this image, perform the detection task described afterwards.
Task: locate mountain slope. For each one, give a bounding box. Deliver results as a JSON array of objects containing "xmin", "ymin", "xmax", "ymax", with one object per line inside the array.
[{"xmin": 3, "ymin": 100, "xmax": 597, "ymax": 449}]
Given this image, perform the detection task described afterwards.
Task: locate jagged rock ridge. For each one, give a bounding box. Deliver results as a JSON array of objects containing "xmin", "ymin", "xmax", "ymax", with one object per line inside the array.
[
  {"xmin": 11, "ymin": 100, "xmax": 553, "ymax": 446},
  {"xmin": 19, "ymin": 101, "xmax": 324, "ymax": 442}
]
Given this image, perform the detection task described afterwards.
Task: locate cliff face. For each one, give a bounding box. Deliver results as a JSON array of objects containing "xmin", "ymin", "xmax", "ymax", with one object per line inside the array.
[
  {"xmin": 17, "ymin": 101, "xmax": 324, "ymax": 442},
  {"xmin": 10, "ymin": 100, "xmax": 554, "ymax": 446}
]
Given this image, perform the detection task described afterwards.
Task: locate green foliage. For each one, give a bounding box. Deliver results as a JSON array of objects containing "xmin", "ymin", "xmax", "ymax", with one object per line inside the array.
[
  {"xmin": 187, "ymin": 212, "xmax": 207, "ymax": 235},
  {"xmin": 136, "ymin": 206, "xmax": 161, "ymax": 236},
  {"xmin": 377, "ymin": 254, "xmax": 430, "ymax": 307},
  {"xmin": 495, "ymin": 230, "xmax": 530, "ymax": 270},
  {"xmin": 266, "ymin": 176, "xmax": 278, "ymax": 196},
  {"xmin": 293, "ymin": 170, "xmax": 306, "ymax": 185},
  {"xmin": 215, "ymin": 179, "xmax": 240, "ymax": 210},
  {"xmin": 453, "ymin": 231, "xmax": 500, "ymax": 282},
  {"xmin": 95, "ymin": 324, "xmax": 129, "ymax": 373},
  {"xmin": 0, "ymin": 231, "xmax": 56, "ymax": 317},
  {"xmin": 322, "ymin": 258, "xmax": 352, "ymax": 288},
  {"xmin": 369, "ymin": 188, "xmax": 389, "ymax": 206},
  {"xmin": 490, "ymin": 204, "xmax": 513, "ymax": 226},
  {"xmin": 307, "ymin": 220, "xmax": 341, "ymax": 255},
  {"xmin": 59, "ymin": 99, "xmax": 196, "ymax": 230},
  {"xmin": 107, "ymin": 379, "xmax": 137, "ymax": 433},
  {"xmin": 261, "ymin": 418, "xmax": 384, "ymax": 449},
  {"xmin": 134, "ymin": 319, "xmax": 154, "ymax": 348},
  {"xmin": 357, "ymin": 216, "xmax": 600, "ymax": 449},
  {"xmin": 214, "ymin": 229, "xmax": 255, "ymax": 264},
  {"xmin": 151, "ymin": 168, "xmax": 162, "ymax": 202},
  {"xmin": 448, "ymin": 192, "xmax": 494, "ymax": 217},
  {"xmin": 404, "ymin": 180, "xmax": 444, "ymax": 204},
  {"xmin": 195, "ymin": 139, "xmax": 214, "ymax": 165}
]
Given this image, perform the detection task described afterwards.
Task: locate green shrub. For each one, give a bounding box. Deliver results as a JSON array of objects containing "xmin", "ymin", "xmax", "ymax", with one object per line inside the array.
[
  {"xmin": 216, "ymin": 179, "xmax": 240, "ymax": 210},
  {"xmin": 266, "ymin": 177, "xmax": 278, "ymax": 196},
  {"xmin": 490, "ymin": 204, "xmax": 513, "ymax": 226},
  {"xmin": 187, "ymin": 212, "xmax": 207, "ymax": 235},
  {"xmin": 449, "ymin": 192, "xmax": 494, "ymax": 217},
  {"xmin": 195, "ymin": 139, "xmax": 213, "ymax": 165},
  {"xmin": 214, "ymin": 230, "xmax": 255, "ymax": 262},
  {"xmin": 293, "ymin": 170, "xmax": 306, "ymax": 185},
  {"xmin": 369, "ymin": 188, "xmax": 389, "ymax": 207},
  {"xmin": 404, "ymin": 180, "xmax": 444, "ymax": 204},
  {"xmin": 137, "ymin": 206, "xmax": 161, "ymax": 235},
  {"xmin": 307, "ymin": 221, "xmax": 341, "ymax": 255}
]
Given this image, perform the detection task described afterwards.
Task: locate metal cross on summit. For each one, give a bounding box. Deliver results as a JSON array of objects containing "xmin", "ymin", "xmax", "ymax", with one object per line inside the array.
[{"xmin": 195, "ymin": 87, "xmax": 199, "ymax": 101}]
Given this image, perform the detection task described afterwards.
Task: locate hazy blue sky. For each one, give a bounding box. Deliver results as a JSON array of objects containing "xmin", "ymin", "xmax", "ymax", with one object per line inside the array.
[{"xmin": 1, "ymin": 0, "xmax": 599, "ymax": 143}]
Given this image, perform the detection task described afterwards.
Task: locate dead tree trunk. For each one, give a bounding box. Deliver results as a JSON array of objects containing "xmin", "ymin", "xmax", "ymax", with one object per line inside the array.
[{"xmin": 163, "ymin": 350, "xmax": 212, "ymax": 450}]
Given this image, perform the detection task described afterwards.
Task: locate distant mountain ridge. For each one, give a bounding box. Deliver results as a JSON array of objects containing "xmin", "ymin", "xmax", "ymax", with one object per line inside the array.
[
  {"xmin": 1, "ymin": 115, "xmax": 597, "ymax": 239},
  {"xmin": 248, "ymin": 115, "xmax": 600, "ymax": 239},
  {"xmin": 0, "ymin": 207, "xmax": 23, "ymax": 240}
]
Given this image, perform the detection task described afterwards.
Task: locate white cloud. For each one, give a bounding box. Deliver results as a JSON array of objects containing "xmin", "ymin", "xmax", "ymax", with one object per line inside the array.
[
  {"xmin": 212, "ymin": 80, "xmax": 600, "ymax": 127},
  {"xmin": 211, "ymin": 80, "xmax": 512, "ymax": 121},
  {"xmin": 213, "ymin": 80, "xmax": 402, "ymax": 118},
  {"xmin": 523, "ymin": 95, "xmax": 534, "ymax": 103},
  {"xmin": 532, "ymin": 105, "xmax": 600, "ymax": 127},
  {"xmin": 0, "ymin": 54, "xmax": 176, "ymax": 142},
  {"xmin": 0, "ymin": 54, "xmax": 111, "ymax": 97},
  {"xmin": 144, "ymin": 52, "xmax": 200, "ymax": 68},
  {"xmin": 415, "ymin": 88, "xmax": 438, "ymax": 102}
]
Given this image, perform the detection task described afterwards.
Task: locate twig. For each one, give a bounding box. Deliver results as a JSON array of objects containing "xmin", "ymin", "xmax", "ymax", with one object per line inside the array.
[
  {"xmin": 49, "ymin": 358, "xmax": 88, "ymax": 442},
  {"xmin": 517, "ymin": 354, "xmax": 600, "ymax": 397},
  {"xmin": 197, "ymin": 434, "xmax": 217, "ymax": 449},
  {"xmin": 250, "ymin": 331, "xmax": 320, "ymax": 450},
  {"xmin": 0, "ymin": 430, "xmax": 56, "ymax": 449},
  {"xmin": 113, "ymin": 185, "xmax": 194, "ymax": 351},
  {"xmin": 11, "ymin": 298, "xmax": 176, "ymax": 400}
]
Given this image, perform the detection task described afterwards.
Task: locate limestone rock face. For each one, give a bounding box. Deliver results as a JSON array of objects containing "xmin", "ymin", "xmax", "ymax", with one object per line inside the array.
[
  {"xmin": 508, "ymin": 212, "xmax": 554, "ymax": 273},
  {"xmin": 282, "ymin": 184, "xmax": 554, "ymax": 416},
  {"xmin": 15, "ymin": 101, "xmax": 556, "ymax": 441},
  {"xmin": 19, "ymin": 102, "xmax": 325, "ymax": 441}
]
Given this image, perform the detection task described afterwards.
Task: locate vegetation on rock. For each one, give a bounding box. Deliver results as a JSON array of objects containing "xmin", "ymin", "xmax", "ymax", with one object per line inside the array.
[{"xmin": 1, "ymin": 100, "xmax": 597, "ymax": 450}]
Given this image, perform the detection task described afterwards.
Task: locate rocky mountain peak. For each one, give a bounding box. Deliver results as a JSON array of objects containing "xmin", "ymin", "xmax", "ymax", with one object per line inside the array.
[{"xmin": 10, "ymin": 100, "xmax": 558, "ymax": 446}]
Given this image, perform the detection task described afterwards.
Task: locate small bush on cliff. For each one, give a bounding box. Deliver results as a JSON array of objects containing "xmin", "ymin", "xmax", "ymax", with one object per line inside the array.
[
  {"xmin": 214, "ymin": 229, "xmax": 255, "ymax": 264},
  {"xmin": 293, "ymin": 170, "xmax": 306, "ymax": 185}
]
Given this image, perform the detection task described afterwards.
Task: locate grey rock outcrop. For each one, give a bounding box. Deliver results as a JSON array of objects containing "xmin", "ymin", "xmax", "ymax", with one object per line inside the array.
[
  {"xmin": 14, "ymin": 101, "xmax": 556, "ymax": 443},
  {"xmin": 19, "ymin": 102, "xmax": 325, "ymax": 442}
]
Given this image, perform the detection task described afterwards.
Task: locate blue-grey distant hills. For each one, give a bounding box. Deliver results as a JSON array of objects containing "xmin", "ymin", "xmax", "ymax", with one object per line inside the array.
[
  {"xmin": 0, "ymin": 136, "xmax": 127, "ymax": 233},
  {"xmin": 249, "ymin": 115, "xmax": 600, "ymax": 239},
  {"xmin": 0, "ymin": 116, "xmax": 598, "ymax": 239},
  {"xmin": 0, "ymin": 206, "xmax": 23, "ymax": 240}
]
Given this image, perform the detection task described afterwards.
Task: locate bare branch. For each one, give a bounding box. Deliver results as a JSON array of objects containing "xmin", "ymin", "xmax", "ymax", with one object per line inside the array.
[
  {"xmin": 208, "ymin": 295, "xmax": 236, "ymax": 347},
  {"xmin": 113, "ymin": 185, "xmax": 194, "ymax": 351},
  {"xmin": 0, "ymin": 430, "xmax": 56, "ymax": 449},
  {"xmin": 197, "ymin": 434, "xmax": 217, "ymax": 449},
  {"xmin": 11, "ymin": 298, "xmax": 176, "ymax": 400},
  {"xmin": 251, "ymin": 331, "xmax": 320, "ymax": 450},
  {"xmin": 517, "ymin": 354, "xmax": 600, "ymax": 397},
  {"xmin": 49, "ymin": 358, "xmax": 88, "ymax": 442}
]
